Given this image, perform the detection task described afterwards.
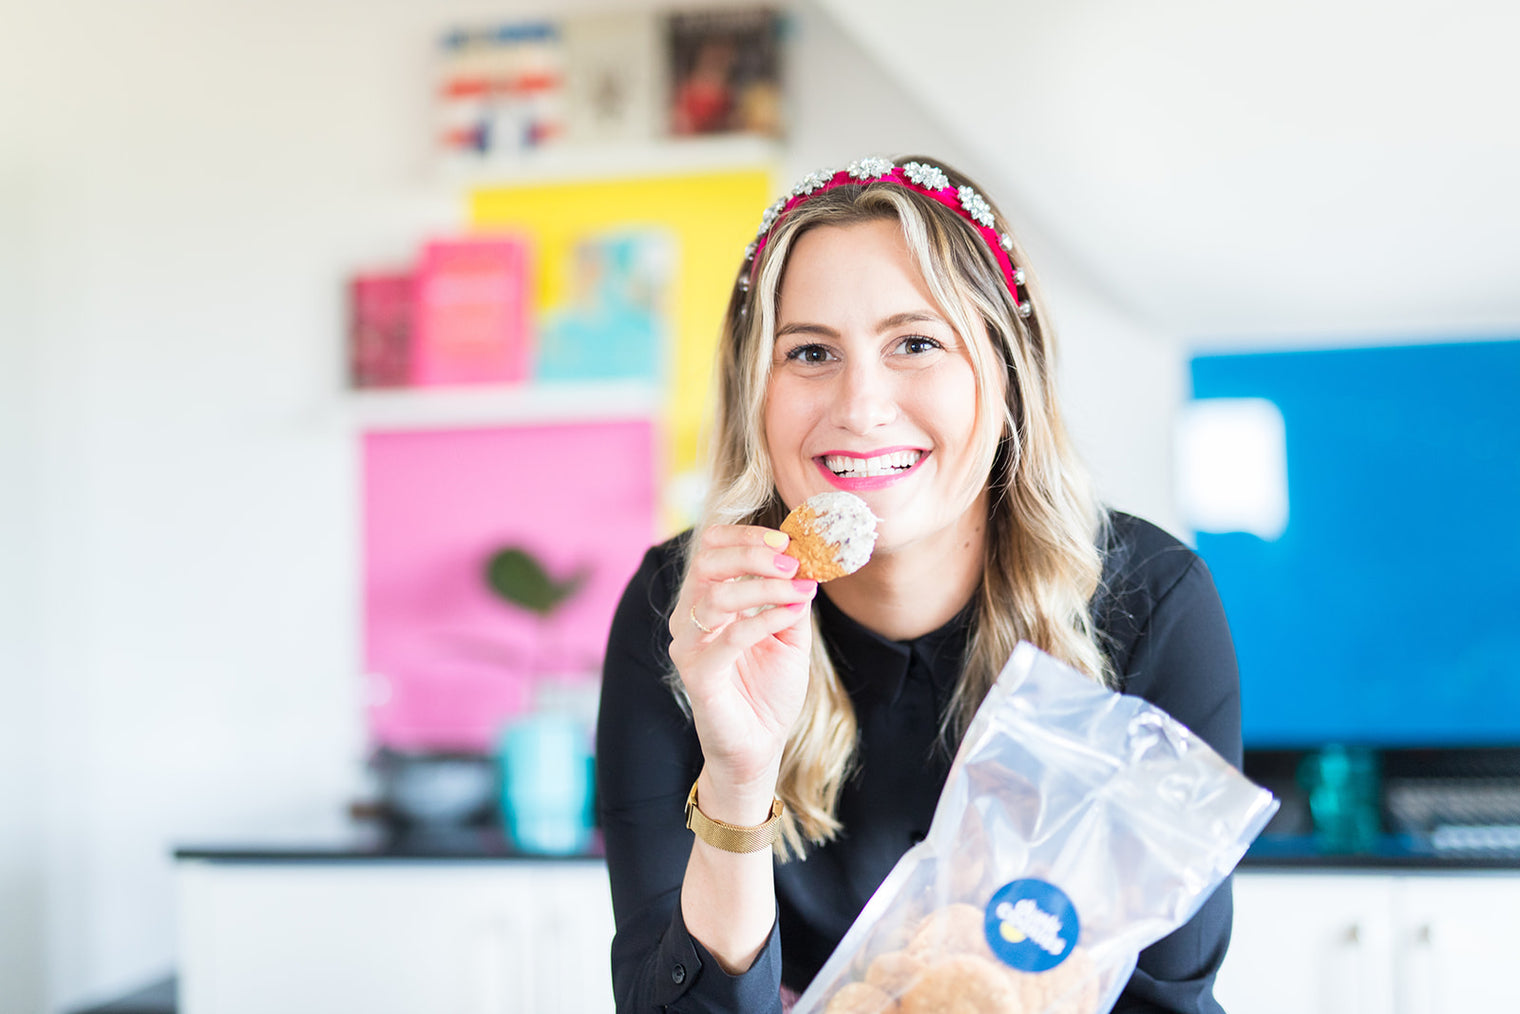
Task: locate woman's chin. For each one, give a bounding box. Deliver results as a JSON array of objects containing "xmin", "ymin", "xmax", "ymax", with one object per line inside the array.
[{"xmin": 861, "ymin": 522, "xmax": 901, "ymax": 560}]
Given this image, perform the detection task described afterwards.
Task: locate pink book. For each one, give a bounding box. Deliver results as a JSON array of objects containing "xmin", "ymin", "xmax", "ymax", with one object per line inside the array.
[
  {"xmin": 410, "ymin": 237, "xmax": 532, "ymax": 386},
  {"xmin": 349, "ymin": 271, "xmax": 415, "ymax": 388}
]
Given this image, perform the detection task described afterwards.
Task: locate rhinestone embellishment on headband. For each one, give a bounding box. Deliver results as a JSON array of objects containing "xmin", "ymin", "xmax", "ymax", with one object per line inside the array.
[
  {"xmin": 847, "ymin": 157, "xmax": 895, "ymax": 180},
  {"xmin": 756, "ymin": 197, "xmax": 787, "ymax": 238},
  {"xmin": 902, "ymin": 161, "xmax": 950, "ymax": 191},
  {"xmin": 957, "ymin": 186, "xmax": 995, "ymax": 228},
  {"xmin": 793, "ymin": 169, "xmax": 834, "ymax": 197},
  {"xmin": 742, "ymin": 158, "xmax": 1032, "ymax": 317}
]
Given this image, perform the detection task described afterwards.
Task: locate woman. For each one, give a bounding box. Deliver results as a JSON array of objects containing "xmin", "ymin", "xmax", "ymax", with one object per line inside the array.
[{"xmin": 596, "ymin": 156, "xmax": 1241, "ymax": 1013}]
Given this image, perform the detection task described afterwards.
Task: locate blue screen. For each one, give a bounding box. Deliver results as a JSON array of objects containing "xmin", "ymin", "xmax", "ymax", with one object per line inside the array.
[{"xmin": 1190, "ymin": 340, "xmax": 1520, "ymax": 748}]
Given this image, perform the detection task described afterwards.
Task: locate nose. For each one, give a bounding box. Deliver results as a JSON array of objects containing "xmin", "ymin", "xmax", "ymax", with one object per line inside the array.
[{"xmin": 831, "ymin": 358, "xmax": 897, "ymax": 434}]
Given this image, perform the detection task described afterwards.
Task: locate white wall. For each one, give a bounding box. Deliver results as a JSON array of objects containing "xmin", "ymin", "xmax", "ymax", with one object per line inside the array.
[
  {"xmin": 0, "ymin": 2, "xmax": 1182, "ymax": 1011},
  {"xmin": 3, "ymin": 5, "xmax": 50, "ymax": 1004},
  {"xmin": 815, "ymin": 0, "xmax": 1520, "ymax": 344},
  {"xmin": 1, "ymin": 40, "xmax": 50, "ymax": 1011}
]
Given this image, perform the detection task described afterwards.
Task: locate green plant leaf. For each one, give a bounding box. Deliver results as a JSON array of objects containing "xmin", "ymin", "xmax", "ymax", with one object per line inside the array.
[{"xmin": 484, "ymin": 547, "xmax": 589, "ymax": 617}]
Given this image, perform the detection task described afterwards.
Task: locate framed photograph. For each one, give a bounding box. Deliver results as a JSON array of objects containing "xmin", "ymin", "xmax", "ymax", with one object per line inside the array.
[
  {"xmin": 536, "ymin": 228, "xmax": 673, "ymax": 383},
  {"xmin": 562, "ymin": 12, "xmax": 662, "ymax": 145},
  {"xmin": 436, "ymin": 21, "xmax": 567, "ymax": 159},
  {"xmin": 665, "ymin": 7, "xmax": 784, "ymax": 138}
]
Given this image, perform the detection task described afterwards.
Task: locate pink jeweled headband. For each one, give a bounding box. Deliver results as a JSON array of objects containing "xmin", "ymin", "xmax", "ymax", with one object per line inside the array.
[{"xmin": 740, "ymin": 157, "xmax": 1031, "ymax": 317}]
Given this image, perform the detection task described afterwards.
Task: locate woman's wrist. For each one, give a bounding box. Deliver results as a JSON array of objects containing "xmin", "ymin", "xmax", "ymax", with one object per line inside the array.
[{"xmin": 695, "ymin": 763, "xmax": 782, "ymax": 828}]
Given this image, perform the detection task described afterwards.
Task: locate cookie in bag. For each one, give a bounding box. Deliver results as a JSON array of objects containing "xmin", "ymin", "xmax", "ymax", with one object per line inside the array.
[
  {"xmin": 823, "ymin": 981, "xmax": 898, "ymax": 1014},
  {"xmin": 905, "ymin": 903, "xmax": 994, "ymax": 962},
  {"xmin": 862, "ymin": 950, "xmax": 925, "ymax": 995},
  {"xmin": 827, "ymin": 904, "xmax": 1101, "ymax": 1014}
]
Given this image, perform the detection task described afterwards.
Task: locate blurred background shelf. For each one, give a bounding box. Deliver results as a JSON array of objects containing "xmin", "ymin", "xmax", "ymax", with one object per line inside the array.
[{"xmin": 343, "ymin": 379, "xmax": 660, "ymax": 431}]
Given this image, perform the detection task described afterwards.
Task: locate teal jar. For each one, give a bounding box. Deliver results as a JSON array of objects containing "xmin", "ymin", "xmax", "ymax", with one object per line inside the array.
[
  {"xmin": 1299, "ymin": 744, "xmax": 1381, "ymax": 853},
  {"xmin": 497, "ymin": 713, "xmax": 594, "ymax": 855}
]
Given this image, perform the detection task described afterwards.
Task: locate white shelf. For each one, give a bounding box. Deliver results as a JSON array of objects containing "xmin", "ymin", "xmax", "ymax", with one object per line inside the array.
[
  {"xmin": 435, "ymin": 134, "xmax": 783, "ymax": 187},
  {"xmin": 344, "ymin": 380, "xmax": 659, "ymax": 432}
]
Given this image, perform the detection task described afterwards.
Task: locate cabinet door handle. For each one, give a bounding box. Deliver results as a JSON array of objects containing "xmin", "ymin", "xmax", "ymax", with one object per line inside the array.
[
  {"xmin": 1338, "ymin": 922, "xmax": 1372, "ymax": 1014},
  {"xmin": 1398, "ymin": 922, "xmax": 1437, "ymax": 1014}
]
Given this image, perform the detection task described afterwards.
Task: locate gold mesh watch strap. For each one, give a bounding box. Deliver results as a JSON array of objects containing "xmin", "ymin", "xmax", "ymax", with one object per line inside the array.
[{"xmin": 684, "ymin": 780, "xmax": 785, "ymax": 854}]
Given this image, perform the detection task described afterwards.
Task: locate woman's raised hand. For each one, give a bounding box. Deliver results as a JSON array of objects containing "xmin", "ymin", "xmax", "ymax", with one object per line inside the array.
[{"xmin": 668, "ymin": 525, "xmax": 818, "ymax": 809}]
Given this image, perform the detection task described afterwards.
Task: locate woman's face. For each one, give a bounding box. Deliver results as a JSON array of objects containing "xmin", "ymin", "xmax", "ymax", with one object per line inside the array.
[{"xmin": 763, "ymin": 218, "xmax": 1001, "ymax": 560}]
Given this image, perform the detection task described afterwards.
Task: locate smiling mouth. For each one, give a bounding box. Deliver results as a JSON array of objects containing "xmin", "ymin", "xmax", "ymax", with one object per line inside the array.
[{"xmin": 822, "ymin": 450, "xmax": 924, "ymax": 479}]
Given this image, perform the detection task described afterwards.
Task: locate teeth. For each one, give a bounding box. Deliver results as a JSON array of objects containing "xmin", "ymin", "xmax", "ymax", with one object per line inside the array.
[{"xmin": 824, "ymin": 451, "xmax": 922, "ymax": 478}]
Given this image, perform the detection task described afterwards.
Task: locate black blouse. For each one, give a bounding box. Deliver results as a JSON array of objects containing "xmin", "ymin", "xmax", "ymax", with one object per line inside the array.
[{"xmin": 596, "ymin": 511, "xmax": 1243, "ymax": 1013}]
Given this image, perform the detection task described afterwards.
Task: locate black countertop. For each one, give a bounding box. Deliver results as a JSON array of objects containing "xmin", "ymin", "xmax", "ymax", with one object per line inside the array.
[
  {"xmin": 1238, "ymin": 832, "xmax": 1520, "ymax": 871},
  {"xmin": 174, "ymin": 819, "xmax": 605, "ymax": 863},
  {"xmin": 172, "ymin": 821, "xmax": 1520, "ymax": 871}
]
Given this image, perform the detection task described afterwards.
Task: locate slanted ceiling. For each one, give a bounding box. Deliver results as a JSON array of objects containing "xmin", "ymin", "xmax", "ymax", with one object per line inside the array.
[{"xmin": 814, "ymin": 0, "xmax": 1520, "ymax": 346}]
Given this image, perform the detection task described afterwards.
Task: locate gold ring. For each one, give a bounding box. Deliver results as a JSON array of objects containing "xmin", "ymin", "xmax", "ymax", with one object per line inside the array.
[{"xmin": 690, "ymin": 604, "xmax": 717, "ymax": 635}]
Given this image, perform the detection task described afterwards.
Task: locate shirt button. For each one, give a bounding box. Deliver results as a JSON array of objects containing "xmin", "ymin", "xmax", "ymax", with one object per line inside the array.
[{"xmin": 671, "ymin": 963, "xmax": 686, "ymax": 984}]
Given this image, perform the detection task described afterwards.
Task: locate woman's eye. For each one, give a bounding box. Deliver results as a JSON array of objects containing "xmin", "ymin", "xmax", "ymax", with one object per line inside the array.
[
  {"xmin": 785, "ymin": 343, "xmax": 833, "ymax": 364},
  {"xmin": 897, "ymin": 335, "xmax": 942, "ymax": 355}
]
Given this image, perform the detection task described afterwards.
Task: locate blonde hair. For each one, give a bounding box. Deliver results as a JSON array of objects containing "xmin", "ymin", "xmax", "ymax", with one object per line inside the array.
[{"xmin": 685, "ymin": 157, "xmax": 1112, "ymax": 858}]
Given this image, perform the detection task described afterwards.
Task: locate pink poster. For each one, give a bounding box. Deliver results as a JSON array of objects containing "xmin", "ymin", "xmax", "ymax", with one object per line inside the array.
[
  {"xmin": 410, "ymin": 237, "xmax": 532, "ymax": 386},
  {"xmin": 363, "ymin": 420, "xmax": 656, "ymax": 751}
]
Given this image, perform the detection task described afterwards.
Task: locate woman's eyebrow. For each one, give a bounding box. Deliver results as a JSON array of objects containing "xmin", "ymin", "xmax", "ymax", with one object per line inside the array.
[
  {"xmin": 775, "ymin": 321, "xmax": 838, "ymax": 339},
  {"xmin": 776, "ymin": 310, "xmax": 944, "ymax": 340},
  {"xmin": 876, "ymin": 310, "xmax": 945, "ymax": 331}
]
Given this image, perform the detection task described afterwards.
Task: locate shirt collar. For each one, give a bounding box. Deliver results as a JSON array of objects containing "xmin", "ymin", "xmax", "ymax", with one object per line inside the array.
[{"xmin": 814, "ymin": 590, "xmax": 975, "ymax": 710}]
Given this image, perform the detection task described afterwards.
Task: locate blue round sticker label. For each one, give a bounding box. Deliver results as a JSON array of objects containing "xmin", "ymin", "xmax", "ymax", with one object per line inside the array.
[{"xmin": 984, "ymin": 878, "xmax": 1080, "ymax": 972}]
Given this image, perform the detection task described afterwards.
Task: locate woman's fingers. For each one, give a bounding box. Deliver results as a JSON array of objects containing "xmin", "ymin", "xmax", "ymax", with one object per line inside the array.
[
  {"xmin": 671, "ymin": 526, "xmax": 798, "ymax": 640},
  {"xmin": 708, "ymin": 575, "xmax": 815, "ymax": 621},
  {"xmin": 687, "ymin": 541, "xmax": 798, "ymax": 588},
  {"xmin": 678, "ymin": 595, "xmax": 814, "ymax": 692},
  {"xmin": 696, "ymin": 524, "xmax": 790, "ymax": 553},
  {"xmin": 716, "ymin": 595, "xmax": 813, "ymax": 651},
  {"xmin": 678, "ymin": 575, "xmax": 816, "ymax": 649}
]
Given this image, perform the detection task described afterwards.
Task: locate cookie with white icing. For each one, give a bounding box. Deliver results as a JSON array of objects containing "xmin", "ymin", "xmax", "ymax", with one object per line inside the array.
[{"xmin": 780, "ymin": 491, "xmax": 879, "ymax": 582}]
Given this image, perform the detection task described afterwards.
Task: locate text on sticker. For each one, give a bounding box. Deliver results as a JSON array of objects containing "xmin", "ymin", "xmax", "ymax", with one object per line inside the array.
[{"xmin": 996, "ymin": 899, "xmax": 1067, "ymax": 956}]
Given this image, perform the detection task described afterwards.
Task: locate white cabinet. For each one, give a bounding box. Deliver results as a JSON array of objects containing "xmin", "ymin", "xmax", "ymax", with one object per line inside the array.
[
  {"xmin": 1394, "ymin": 875, "xmax": 1520, "ymax": 1014},
  {"xmin": 1218, "ymin": 870, "xmax": 1520, "ymax": 1014},
  {"xmin": 177, "ymin": 859, "xmax": 615, "ymax": 1014},
  {"xmin": 1217, "ymin": 872, "xmax": 1397, "ymax": 1014}
]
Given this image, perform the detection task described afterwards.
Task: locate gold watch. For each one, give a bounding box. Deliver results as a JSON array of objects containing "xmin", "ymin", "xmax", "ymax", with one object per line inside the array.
[{"xmin": 684, "ymin": 780, "xmax": 784, "ymax": 854}]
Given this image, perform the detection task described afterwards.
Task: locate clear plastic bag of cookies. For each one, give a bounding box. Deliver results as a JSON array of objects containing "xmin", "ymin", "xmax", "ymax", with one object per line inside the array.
[{"xmin": 793, "ymin": 642, "xmax": 1278, "ymax": 1014}]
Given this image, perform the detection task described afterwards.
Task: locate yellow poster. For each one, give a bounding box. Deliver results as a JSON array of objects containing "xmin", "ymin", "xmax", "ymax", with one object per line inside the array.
[{"xmin": 470, "ymin": 168, "xmax": 772, "ymax": 533}]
